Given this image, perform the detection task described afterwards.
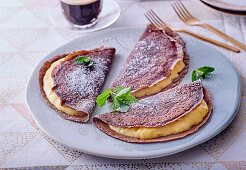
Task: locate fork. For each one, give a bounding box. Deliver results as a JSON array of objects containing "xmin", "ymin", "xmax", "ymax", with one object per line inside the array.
[
  {"xmin": 145, "ymin": 10, "xmax": 240, "ymax": 53},
  {"xmin": 172, "ymin": 1, "xmax": 246, "ymax": 51}
]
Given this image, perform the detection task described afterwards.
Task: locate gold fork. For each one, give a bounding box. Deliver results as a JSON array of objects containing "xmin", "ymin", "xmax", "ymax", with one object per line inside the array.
[
  {"xmin": 173, "ymin": 1, "xmax": 246, "ymax": 51},
  {"xmin": 144, "ymin": 10, "xmax": 240, "ymax": 53}
]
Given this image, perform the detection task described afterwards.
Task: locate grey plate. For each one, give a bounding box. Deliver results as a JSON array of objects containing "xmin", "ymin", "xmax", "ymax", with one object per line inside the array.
[{"xmin": 26, "ymin": 27, "xmax": 241, "ymax": 159}]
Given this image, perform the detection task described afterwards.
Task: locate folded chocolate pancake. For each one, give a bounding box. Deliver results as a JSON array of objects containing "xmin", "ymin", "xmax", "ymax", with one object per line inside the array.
[
  {"xmin": 39, "ymin": 47, "xmax": 115, "ymax": 122},
  {"xmin": 93, "ymin": 81, "xmax": 213, "ymax": 143},
  {"xmin": 112, "ymin": 24, "xmax": 189, "ymax": 98}
]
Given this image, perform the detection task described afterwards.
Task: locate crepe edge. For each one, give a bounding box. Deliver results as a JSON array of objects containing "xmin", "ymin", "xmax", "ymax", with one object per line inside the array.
[
  {"xmin": 93, "ymin": 86, "xmax": 213, "ymax": 143},
  {"xmin": 39, "ymin": 53, "xmax": 91, "ymax": 122},
  {"xmin": 39, "ymin": 47, "xmax": 115, "ymax": 123},
  {"xmin": 137, "ymin": 43, "xmax": 189, "ymax": 100},
  {"xmin": 139, "ymin": 24, "xmax": 190, "ymax": 99},
  {"xmin": 112, "ymin": 24, "xmax": 189, "ymax": 99}
]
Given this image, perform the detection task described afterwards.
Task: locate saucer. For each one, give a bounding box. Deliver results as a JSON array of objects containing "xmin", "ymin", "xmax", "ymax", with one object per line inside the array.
[{"xmin": 49, "ymin": 0, "xmax": 120, "ymax": 33}]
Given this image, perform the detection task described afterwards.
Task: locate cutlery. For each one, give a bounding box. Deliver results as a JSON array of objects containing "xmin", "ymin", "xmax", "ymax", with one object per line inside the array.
[
  {"xmin": 145, "ymin": 9, "xmax": 240, "ymax": 53},
  {"xmin": 172, "ymin": 1, "xmax": 246, "ymax": 51}
]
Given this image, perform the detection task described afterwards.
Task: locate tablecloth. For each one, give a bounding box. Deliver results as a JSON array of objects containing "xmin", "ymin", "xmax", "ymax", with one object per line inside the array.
[{"xmin": 1, "ymin": 0, "xmax": 246, "ymax": 169}]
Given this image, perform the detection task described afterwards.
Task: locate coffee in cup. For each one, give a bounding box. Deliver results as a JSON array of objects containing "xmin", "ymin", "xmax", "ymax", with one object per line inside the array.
[{"xmin": 60, "ymin": 0, "xmax": 102, "ymax": 28}]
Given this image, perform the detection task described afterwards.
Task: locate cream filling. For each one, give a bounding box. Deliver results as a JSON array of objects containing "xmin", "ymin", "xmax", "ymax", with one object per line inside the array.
[
  {"xmin": 43, "ymin": 57, "xmax": 82, "ymax": 116},
  {"xmin": 109, "ymin": 100, "xmax": 209, "ymax": 139},
  {"xmin": 132, "ymin": 59, "xmax": 185, "ymax": 98}
]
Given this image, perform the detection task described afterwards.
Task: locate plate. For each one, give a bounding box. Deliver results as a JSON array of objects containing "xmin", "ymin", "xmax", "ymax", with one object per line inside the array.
[
  {"xmin": 200, "ymin": 0, "xmax": 246, "ymax": 15},
  {"xmin": 26, "ymin": 27, "xmax": 241, "ymax": 159},
  {"xmin": 49, "ymin": 0, "xmax": 120, "ymax": 33}
]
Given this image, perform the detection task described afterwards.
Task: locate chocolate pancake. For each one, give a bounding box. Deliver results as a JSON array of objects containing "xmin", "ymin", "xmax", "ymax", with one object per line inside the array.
[
  {"xmin": 112, "ymin": 24, "xmax": 189, "ymax": 98},
  {"xmin": 39, "ymin": 47, "xmax": 115, "ymax": 122},
  {"xmin": 93, "ymin": 81, "xmax": 213, "ymax": 143}
]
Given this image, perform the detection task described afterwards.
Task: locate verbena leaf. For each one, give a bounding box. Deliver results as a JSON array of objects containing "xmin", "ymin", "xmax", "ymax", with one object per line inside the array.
[
  {"xmin": 75, "ymin": 56, "xmax": 94, "ymax": 67},
  {"xmin": 96, "ymin": 88, "xmax": 111, "ymax": 107}
]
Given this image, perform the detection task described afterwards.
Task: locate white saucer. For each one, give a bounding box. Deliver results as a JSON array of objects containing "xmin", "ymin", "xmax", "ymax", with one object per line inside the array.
[{"xmin": 49, "ymin": 0, "xmax": 120, "ymax": 33}]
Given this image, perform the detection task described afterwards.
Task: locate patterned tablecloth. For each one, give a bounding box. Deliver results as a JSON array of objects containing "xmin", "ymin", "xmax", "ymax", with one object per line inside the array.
[{"xmin": 1, "ymin": 0, "xmax": 246, "ymax": 169}]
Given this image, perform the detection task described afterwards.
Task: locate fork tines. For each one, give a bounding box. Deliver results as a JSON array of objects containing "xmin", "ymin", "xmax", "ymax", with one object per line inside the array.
[
  {"xmin": 172, "ymin": 1, "xmax": 194, "ymax": 22},
  {"xmin": 145, "ymin": 9, "xmax": 167, "ymax": 29}
]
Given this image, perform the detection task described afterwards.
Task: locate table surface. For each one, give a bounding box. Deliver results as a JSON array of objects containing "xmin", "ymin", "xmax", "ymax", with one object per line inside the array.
[{"xmin": 1, "ymin": 0, "xmax": 246, "ymax": 169}]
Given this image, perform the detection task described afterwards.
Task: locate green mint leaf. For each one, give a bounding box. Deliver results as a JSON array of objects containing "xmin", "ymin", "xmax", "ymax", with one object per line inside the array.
[
  {"xmin": 113, "ymin": 86, "xmax": 125, "ymax": 96},
  {"xmin": 96, "ymin": 88, "xmax": 111, "ymax": 107},
  {"xmin": 114, "ymin": 87, "xmax": 137, "ymax": 105},
  {"xmin": 119, "ymin": 95, "xmax": 138, "ymax": 105},
  {"xmin": 115, "ymin": 87, "xmax": 132, "ymax": 98},
  {"xmin": 115, "ymin": 104, "xmax": 130, "ymax": 113},
  {"xmin": 112, "ymin": 100, "xmax": 122, "ymax": 110},
  {"xmin": 111, "ymin": 100, "xmax": 130, "ymax": 112},
  {"xmin": 197, "ymin": 66, "xmax": 215, "ymax": 74},
  {"xmin": 112, "ymin": 86, "xmax": 138, "ymax": 112},
  {"xmin": 111, "ymin": 99, "xmax": 120, "ymax": 110},
  {"xmin": 192, "ymin": 66, "xmax": 215, "ymax": 82},
  {"xmin": 75, "ymin": 56, "xmax": 94, "ymax": 67},
  {"xmin": 192, "ymin": 70, "xmax": 197, "ymax": 82},
  {"xmin": 196, "ymin": 70, "xmax": 204, "ymax": 76},
  {"xmin": 97, "ymin": 86, "xmax": 138, "ymax": 112}
]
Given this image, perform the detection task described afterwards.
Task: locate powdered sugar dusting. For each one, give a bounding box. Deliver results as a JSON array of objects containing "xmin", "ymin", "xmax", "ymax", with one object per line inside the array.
[
  {"xmin": 65, "ymin": 58, "xmax": 109, "ymax": 98},
  {"xmin": 53, "ymin": 49, "xmax": 114, "ymax": 112},
  {"xmin": 97, "ymin": 81, "xmax": 204, "ymax": 127},
  {"xmin": 112, "ymin": 30, "xmax": 184, "ymax": 91},
  {"xmin": 132, "ymin": 81, "xmax": 202, "ymax": 111},
  {"xmin": 124, "ymin": 40, "xmax": 158, "ymax": 79},
  {"xmin": 28, "ymin": 26, "xmax": 239, "ymax": 156}
]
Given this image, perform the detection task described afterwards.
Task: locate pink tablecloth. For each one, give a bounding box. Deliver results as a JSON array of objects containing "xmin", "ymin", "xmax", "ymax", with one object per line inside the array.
[{"xmin": 1, "ymin": 0, "xmax": 246, "ymax": 169}]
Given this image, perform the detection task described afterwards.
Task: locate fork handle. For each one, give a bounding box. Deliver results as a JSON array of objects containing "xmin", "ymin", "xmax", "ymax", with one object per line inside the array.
[
  {"xmin": 201, "ymin": 23, "xmax": 246, "ymax": 51},
  {"xmin": 178, "ymin": 29, "xmax": 240, "ymax": 53}
]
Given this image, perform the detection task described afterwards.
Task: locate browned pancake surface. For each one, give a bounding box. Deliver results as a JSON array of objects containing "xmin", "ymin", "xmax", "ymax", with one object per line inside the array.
[
  {"xmin": 93, "ymin": 81, "xmax": 213, "ymax": 143},
  {"xmin": 111, "ymin": 24, "xmax": 189, "ymax": 95},
  {"xmin": 52, "ymin": 48, "xmax": 115, "ymax": 114},
  {"xmin": 39, "ymin": 47, "xmax": 115, "ymax": 122}
]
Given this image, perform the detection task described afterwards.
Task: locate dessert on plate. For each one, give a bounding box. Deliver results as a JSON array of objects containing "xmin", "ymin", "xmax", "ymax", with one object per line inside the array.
[
  {"xmin": 112, "ymin": 24, "xmax": 189, "ymax": 98},
  {"xmin": 39, "ymin": 47, "xmax": 115, "ymax": 122},
  {"xmin": 93, "ymin": 80, "xmax": 213, "ymax": 143}
]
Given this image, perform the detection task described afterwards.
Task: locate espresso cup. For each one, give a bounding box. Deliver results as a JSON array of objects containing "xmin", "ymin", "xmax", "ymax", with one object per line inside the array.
[{"xmin": 60, "ymin": 0, "xmax": 102, "ymax": 29}]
